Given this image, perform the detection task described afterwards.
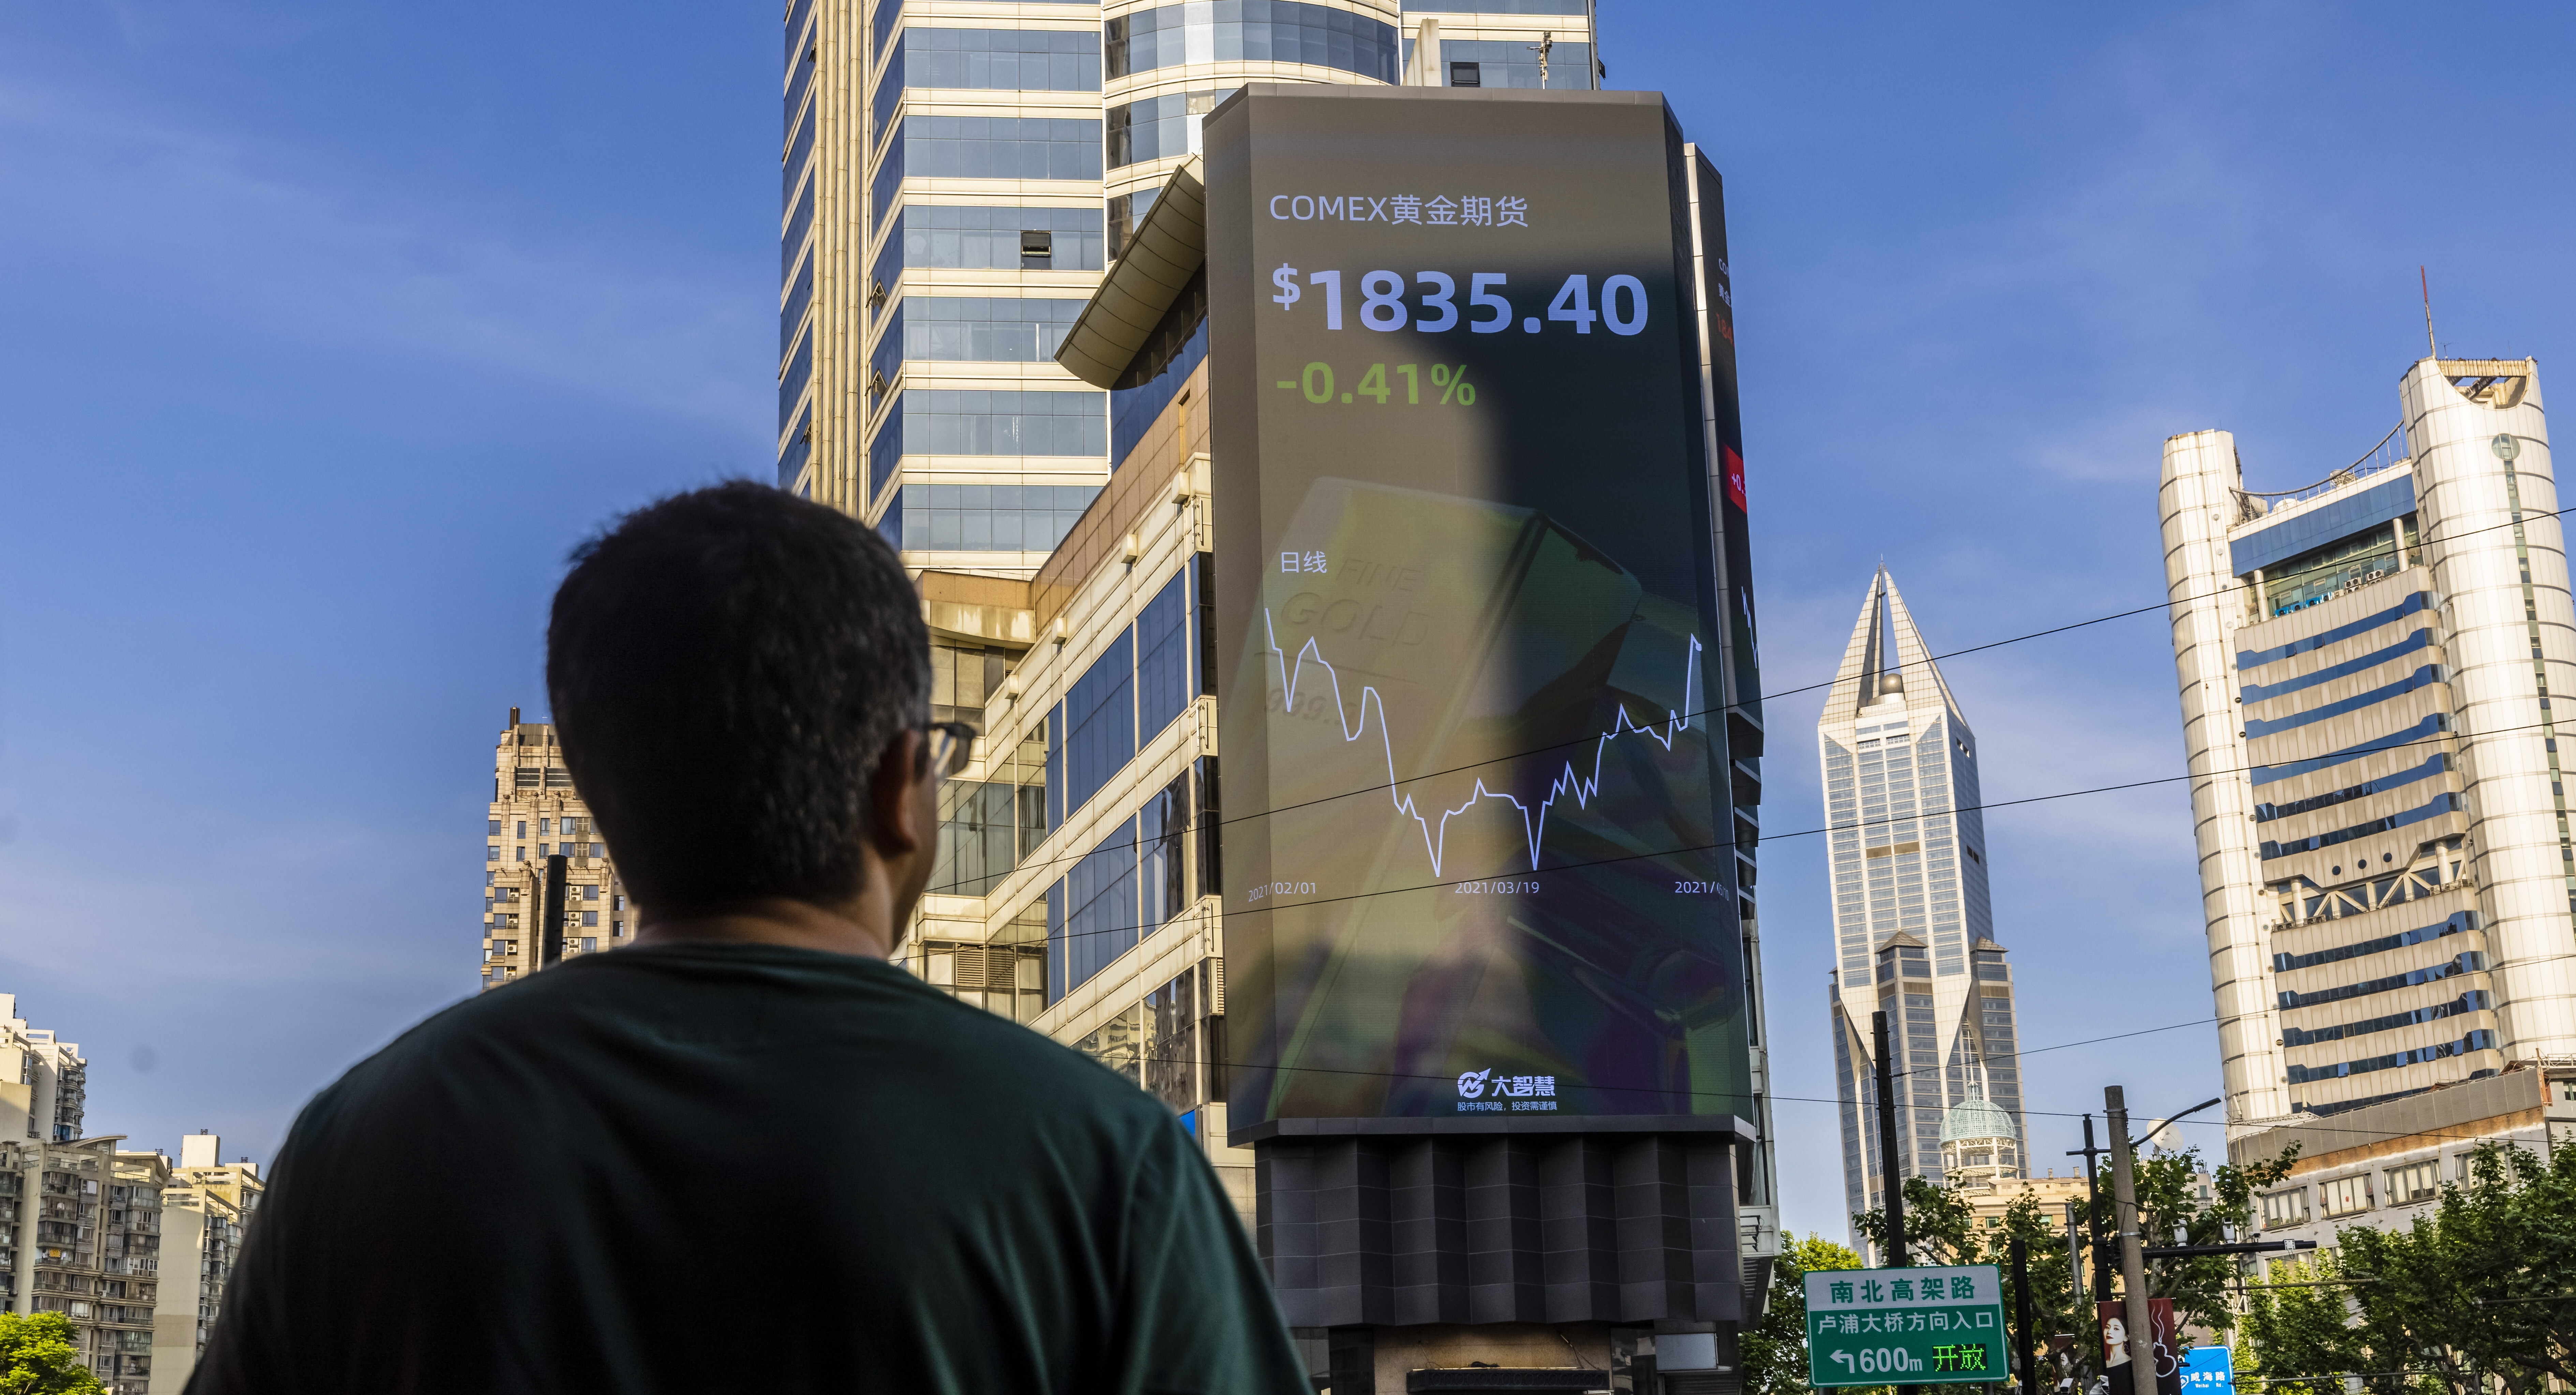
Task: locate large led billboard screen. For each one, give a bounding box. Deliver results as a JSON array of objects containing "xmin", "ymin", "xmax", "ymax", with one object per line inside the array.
[{"xmin": 1208, "ymin": 87, "xmax": 1752, "ymax": 1130}]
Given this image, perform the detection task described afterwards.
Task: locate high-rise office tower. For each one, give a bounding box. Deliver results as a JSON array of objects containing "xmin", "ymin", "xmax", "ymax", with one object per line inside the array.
[
  {"xmin": 2162, "ymin": 356, "xmax": 2574, "ymax": 1127},
  {"xmin": 780, "ymin": 0, "xmax": 1602, "ymax": 546},
  {"xmin": 1820, "ymin": 570, "xmax": 2025, "ymax": 1243},
  {"xmin": 479, "ymin": 709, "xmax": 628, "ymax": 989}
]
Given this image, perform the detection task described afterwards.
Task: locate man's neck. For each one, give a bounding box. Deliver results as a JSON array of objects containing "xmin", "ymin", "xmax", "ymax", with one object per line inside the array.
[{"xmin": 633, "ymin": 893, "xmax": 898, "ymax": 961}]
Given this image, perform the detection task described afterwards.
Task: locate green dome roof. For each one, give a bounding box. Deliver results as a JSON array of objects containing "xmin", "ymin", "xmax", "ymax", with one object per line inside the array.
[{"xmin": 1939, "ymin": 1092, "xmax": 2019, "ymax": 1145}]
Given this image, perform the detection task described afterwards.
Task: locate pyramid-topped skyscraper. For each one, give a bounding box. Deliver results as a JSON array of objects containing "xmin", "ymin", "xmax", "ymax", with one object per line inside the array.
[{"xmin": 1818, "ymin": 568, "xmax": 2026, "ymax": 1248}]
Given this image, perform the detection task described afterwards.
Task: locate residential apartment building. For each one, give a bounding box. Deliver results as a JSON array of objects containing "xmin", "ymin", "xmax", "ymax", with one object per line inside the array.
[
  {"xmin": 151, "ymin": 1132, "xmax": 260, "ymax": 1393},
  {"xmin": 2161, "ymin": 356, "xmax": 2575, "ymax": 1133},
  {"xmin": 0, "ymin": 995, "xmax": 86, "ymax": 1143},
  {"xmin": 0, "ymin": 1134, "xmax": 164, "ymax": 1394},
  {"xmin": 1818, "ymin": 570, "xmax": 2028, "ymax": 1246},
  {"xmin": 479, "ymin": 709, "xmax": 629, "ymax": 989}
]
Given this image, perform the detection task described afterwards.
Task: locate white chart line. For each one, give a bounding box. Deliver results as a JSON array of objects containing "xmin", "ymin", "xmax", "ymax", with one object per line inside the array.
[{"xmin": 1263, "ymin": 609, "xmax": 1703, "ymax": 876}]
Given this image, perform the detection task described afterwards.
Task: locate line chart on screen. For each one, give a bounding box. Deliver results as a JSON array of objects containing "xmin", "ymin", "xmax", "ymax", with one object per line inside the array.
[{"xmin": 1262, "ymin": 607, "xmax": 1705, "ymax": 878}]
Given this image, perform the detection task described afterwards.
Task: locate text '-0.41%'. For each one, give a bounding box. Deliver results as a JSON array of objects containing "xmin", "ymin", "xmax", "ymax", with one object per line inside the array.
[{"xmin": 1276, "ymin": 362, "xmax": 1476, "ymax": 406}]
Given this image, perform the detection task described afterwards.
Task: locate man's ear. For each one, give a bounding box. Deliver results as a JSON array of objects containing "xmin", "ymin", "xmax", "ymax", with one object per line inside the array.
[{"xmin": 868, "ymin": 729, "xmax": 930, "ymax": 857}]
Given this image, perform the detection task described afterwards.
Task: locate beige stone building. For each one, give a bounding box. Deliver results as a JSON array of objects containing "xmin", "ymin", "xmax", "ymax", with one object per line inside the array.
[{"xmin": 480, "ymin": 710, "xmax": 631, "ymax": 989}]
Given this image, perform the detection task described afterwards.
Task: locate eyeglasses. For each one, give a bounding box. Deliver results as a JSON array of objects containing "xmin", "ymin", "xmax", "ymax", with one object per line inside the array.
[{"xmin": 924, "ymin": 721, "xmax": 978, "ymax": 781}]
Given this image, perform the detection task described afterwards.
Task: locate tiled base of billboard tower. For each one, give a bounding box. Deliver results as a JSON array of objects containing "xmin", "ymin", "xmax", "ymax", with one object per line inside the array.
[{"xmin": 1244, "ymin": 1116, "xmax": 1755, "ymax": 1395}]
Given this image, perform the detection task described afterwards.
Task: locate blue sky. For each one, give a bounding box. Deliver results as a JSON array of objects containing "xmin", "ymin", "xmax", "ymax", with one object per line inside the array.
[{"xmin": 2, "ymin": 2, "xmax": 2572, "ymax": 1246}]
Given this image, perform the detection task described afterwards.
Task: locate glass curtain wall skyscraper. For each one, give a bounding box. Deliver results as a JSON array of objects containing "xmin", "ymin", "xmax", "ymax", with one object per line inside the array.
[
  {"xmin": 783, "ymin": 0, "xmax": 1598, "ymax": 572},
  {"xmin": 1820, "ymin": 569, "xmax": 2026, "ymax": 1245}
]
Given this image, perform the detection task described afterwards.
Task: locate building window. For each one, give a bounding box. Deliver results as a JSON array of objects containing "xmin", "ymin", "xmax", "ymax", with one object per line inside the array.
[
  {"xmin": 583, "ymin": 885, "xmax": 599, "ymax": 901},
  {"xmin": 1136, "ymin": 568, "xmax": 1192, "ymax": 739},
  {"xmin": 516, "ymin": 821, "xmax": 527, "ymax": 837},
  {"xmin": 2387, "ymin": 1160, "xmax": 2440, "ymax": 1203},
  {"xmin": 1050, "ymin": 820, "xmax": 1140, "ymax": 999},
  {"xmin": 2260, "ymin": 1188, "xmax": 2309, "ymax": 1229},
  {"xmin": 898, "ymin": 483, "xmax": 1100, "ymax": 552},
  {"xmin": 486, "ymin": 845, "xmax": 500, "ymax": 862},
  {"xmin": 1062, "ymin": 631, "xmax": 1137, "ymax": 820},
  {"xmin": 2317, "ymin": 1174, "xmax": 2372, "ymax": 1217}
]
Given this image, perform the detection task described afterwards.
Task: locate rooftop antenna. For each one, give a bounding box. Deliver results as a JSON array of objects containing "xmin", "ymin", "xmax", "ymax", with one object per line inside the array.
[
  {"xmin": 2421, "ymin": 265, "xmax": 2439, "ymax": 361},
  {"xmin": 1527, "ymin": 31, "xmax": 1552, "ymax": 86}
]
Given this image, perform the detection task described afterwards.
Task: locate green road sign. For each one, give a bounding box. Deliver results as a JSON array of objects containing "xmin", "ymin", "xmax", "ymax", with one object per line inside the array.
[{"xmin": 1804, "ymin": 1264, "xmax": 2007, "ymax": 1387}]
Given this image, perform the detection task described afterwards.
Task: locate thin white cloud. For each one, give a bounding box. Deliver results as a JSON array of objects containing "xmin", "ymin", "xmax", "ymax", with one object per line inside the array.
[{"xmin": 0, "ymin": 74, "xmax": 767, "ymax": 431}]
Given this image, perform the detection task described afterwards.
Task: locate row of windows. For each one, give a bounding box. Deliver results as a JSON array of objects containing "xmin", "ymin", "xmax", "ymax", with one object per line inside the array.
[
  {"xmin": 869, "ymin": 296, "xmax": 1088, "ymax": 386},
  {"xmin": 895, "ymin": 483, "xmax": 1101, "ymax": 552},
  {"xmin": 2262, "ymin": 516, "xmax": 2415, "ymax": 617},
  {"xmin": 866, "ymin": 389, "xmax": 1107, "ymax": 496},
  {"xmin": 2257, "ymin": 790, "xmax": 2459, "ymax": 863},
  {"xmin": 2243, "ymin": 665, "xmax": 2445, "ymax": 741},
  {"xmin": 1104, "ymin": 2, "xmax": 1400, "ymax": 82},
  {"xmin": 2284, "ymin": 1028, "xmax": 2497, "ymax": 1084},
  {"xmin": 2262, "ymin": 1153, "xmax": 2487, "ymax": 1226},
  {"xmin": 1427, "ymin": 39, "xmax": 1596, "ymax": 90},
  {"xmin": 780, "ymin": 334, "xmax": 813, "ymax": 433},
  {"xmin": 2252, "ymin": 751, "xmax": 2447, "ymax": 825},
  {"xmin": 2280, "ymin": 990, "xmax": 2489, "ymax": 1048},
  {"xmin": 869, "ymin": 205, "xmax": 1107, "ymax": 301},
  {"xmin": 1051, "ymin": 567, "xmax": 1196, "ymax": 824},
  {"xmin": 781, "ymin": 255, "xmax": 814, "ymax": 360},
  {"xmin": 485, "ymin": 842, "xmax": 607, "ymax": 863},
  {"xmin": 1049, "ymin": 769, "xmax": 1197, "ymax": 998},
  {"xmin": 2239, "ymin": 627, "xmax": 2433, "ymax": 705},
  {"xmin": 784, "ymin": 100, "xmax": 816, "ymax": 205},
  {"xmin": 2274, "ymin": 910, "xmax": 2475, "ymax": 973},
  {"xmin": 870, "ymin": 118, "xmax": 1104, "ymax": 223},
  {"xmin": 2251, "ymin": 714, "xmax": 2451, "ymax": 794},
  {"xmin": 2287, "ymin": 949, "xmax": 2483, "ymax": 1011},
  {"xmin": 874, "ymin": 29, "xmax": 1103, "ymax": 135},
  {"xmin": 2238, "ymin": 591, "xmax": 2430, "ymax": 672}
]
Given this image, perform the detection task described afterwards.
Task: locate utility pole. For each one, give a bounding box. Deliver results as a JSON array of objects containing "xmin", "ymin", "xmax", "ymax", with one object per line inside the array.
[
  {"xmin": 1871, "ymin": 1011, "xmax": 1908, "ymax": 1267},
  {"xmin": 1871, "ymin": 1011, "xmax": 1916, "ymax": 1395},
  {"xmin": 2066, "ymin": 1115, "xmax": 2113, "ymax": 1301},
  {"xmin": 2011, "ymin": 1233, "xmax": 2037, "ymax": 1395},
  {"xmin": 2105, "ymin": 1086, "xmax": 2154, "ymax": 1395}
]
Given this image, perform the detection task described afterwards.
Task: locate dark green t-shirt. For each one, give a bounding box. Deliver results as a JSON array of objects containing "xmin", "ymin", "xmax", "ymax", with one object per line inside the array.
[{"xmin": 190, "ymin": 943, "xmax": 1307, "ymax": 1395}]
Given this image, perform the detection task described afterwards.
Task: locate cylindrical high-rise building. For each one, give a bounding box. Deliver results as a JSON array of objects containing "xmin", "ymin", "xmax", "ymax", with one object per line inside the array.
[{"xmin": 2161, "ymin": 356, "xmax": 2576, "ymax": 1132}]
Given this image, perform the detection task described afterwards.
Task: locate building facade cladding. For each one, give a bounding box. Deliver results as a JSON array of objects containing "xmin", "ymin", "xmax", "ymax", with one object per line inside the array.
[
  {"xmin": 479, "ymin": 717, "xmax": 630, "ymax": 991},
  {"xmin": 791, "ymin": 0, "xmax": 1112, "ymax": 574},
  {"xmin": 1817, "ymin": 571, "xmax": 2025, "ymax": 1248},
  {"xmin": 892, "ymin": 365, "xmax": 1250, "ymax": 1217},
  {"xmin": 2229, "ymin": 1062, "xmax": 2576, "ymax": 1272},
  {"xmin": 2162, "ymin": 357, "xmax": 2576, "ymax": 1134}
]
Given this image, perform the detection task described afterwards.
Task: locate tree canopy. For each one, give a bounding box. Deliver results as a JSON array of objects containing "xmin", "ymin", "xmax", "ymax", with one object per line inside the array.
[
  {"xmin": 0, "ymin": 1312, "xmax": 104, "ymax": 1395},
  {"xmin": 2246, "ymin": 1141, "xmax": 2576, "ymax": 1395}
]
